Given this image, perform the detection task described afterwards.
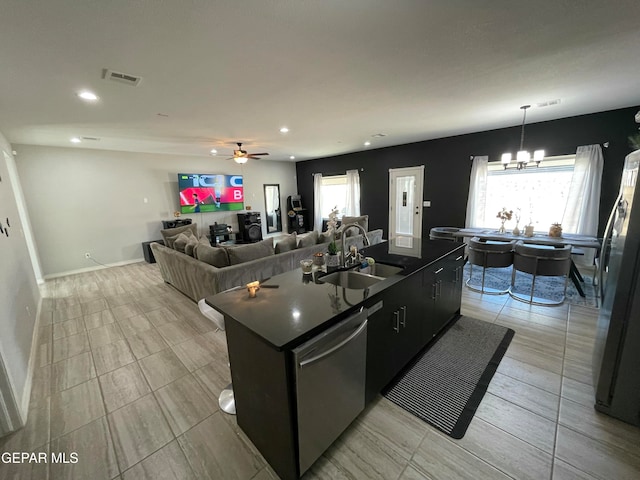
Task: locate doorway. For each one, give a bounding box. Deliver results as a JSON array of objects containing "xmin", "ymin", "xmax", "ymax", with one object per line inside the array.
[{"xmin": 389, "ymin": 166, "xmax": 424, "ymax": 240}]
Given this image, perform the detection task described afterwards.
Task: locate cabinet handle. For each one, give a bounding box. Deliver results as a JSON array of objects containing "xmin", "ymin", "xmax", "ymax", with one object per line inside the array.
[
  {"xmin": 436, "ymin": 280, "xmax": 442, "ymax": 299},
  {"xmin": 393, "ymin": 311, "xmax": 400, "ymax": 333},
  {"xmin": 434, "ymin": 267, "xmax": 444, "ymax": 275},
  {"xmin": 432, "ymin": 283, "xmax": 438, "ymax": 300},
  {"xmin": 455, "ymin": 265, "xmax": 461, "ymax": 282},
  {"xmin": 455, "ymin": 255, "xmax": 463, "ymax": 261},
  {"xmin": 400, "ymin": 306, "xmax": 406, "ymax": 327}
]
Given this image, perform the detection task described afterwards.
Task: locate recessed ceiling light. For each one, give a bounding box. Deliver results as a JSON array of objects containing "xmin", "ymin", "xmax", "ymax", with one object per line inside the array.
[
  {"xmin": 289, "ymin": 155, "xmax": 295, "ymax": 160},
  {"xmin": 77, "ymin": 91, "xmax": 98, "ymax": 101},
  {"xmin": 70, "ymin": 137, "xmax": 82, "ymax": 143},
  {"xmin": 280, "ymin": 127, "xmax": 289, "ymax": 133},
  {"xmin": 364, "ymin": 141, "xmax": 371, "ymax": 146},
  {"xmin": 210, "ymin": 149, "xmax": 218, "ymax": 155}
]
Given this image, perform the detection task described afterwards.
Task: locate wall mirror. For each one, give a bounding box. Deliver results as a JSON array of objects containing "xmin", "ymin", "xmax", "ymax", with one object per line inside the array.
[{"xmin": 263, "ymin": 184, "xmax": 282, "ymax": 233}]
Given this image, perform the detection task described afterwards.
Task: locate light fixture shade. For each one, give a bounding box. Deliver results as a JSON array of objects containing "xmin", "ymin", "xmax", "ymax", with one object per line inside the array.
[
  {"xmin": 533, "ymin": 149, "xmax": 545, "ymax": 162},
  {"xmin": 516, "ymin": 150, "xmax": 530, "ymax": 163},
  {"xmin": 501, "ymin": 153, "xmax": 512, "ymax": 165},
  {"xmin": 234, "ymin": 157, "xmax": 248, "ymax": 164}
]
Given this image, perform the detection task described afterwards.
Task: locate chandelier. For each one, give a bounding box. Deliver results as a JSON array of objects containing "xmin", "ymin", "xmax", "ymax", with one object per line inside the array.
[{"xmin": 501, "ymin": 105, "xmax": 544, "ymax": 170}]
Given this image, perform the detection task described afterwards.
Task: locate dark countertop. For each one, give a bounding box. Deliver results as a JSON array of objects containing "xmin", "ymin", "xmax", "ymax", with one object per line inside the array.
[{"xmin": 205, "ymin": 238, "xmax": 464, "ymax": 350}]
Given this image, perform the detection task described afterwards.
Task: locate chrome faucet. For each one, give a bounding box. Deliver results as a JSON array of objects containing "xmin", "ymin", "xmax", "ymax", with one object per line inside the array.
[{"xmin": 341, "ymin": 223, "xmax": 370, "ymax": 267}]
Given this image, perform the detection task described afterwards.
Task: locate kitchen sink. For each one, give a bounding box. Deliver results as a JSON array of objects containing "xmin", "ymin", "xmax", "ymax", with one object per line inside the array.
[
  {"xmin": 363, "ymin": 263, "xmax": 403, "ymax": 278},
  {"xmin": 319, "ymin": 270, "xmax": 383, "ymax": 289}
]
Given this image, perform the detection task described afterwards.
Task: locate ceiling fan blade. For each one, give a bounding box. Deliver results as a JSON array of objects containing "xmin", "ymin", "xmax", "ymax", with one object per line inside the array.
[
  {"xmin": 250, "ymin": 152, "xmax": 269, "ymax": 156},
  {"xmin": 247, "ymin": 155, "xmax": 263, "ymax": 160}
]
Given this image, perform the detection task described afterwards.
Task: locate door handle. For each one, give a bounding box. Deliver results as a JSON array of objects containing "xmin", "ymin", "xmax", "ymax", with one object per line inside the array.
[
  {"xmin": 400, "ymin": 306, "xmax": 406, "ymax": 327},
  {"xmin": 393, "ymin": 311, "xmax": 400, "ymax": 333}
]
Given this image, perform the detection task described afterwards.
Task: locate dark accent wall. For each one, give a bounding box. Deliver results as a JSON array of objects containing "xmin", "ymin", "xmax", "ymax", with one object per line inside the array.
[{"xmin": 296, "ymin": 106, "xmax": 639, "ymax": 238}]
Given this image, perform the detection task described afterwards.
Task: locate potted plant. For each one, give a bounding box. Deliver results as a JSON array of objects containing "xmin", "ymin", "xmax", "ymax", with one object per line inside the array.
[{"xmin": 326, "ymin": 206, "xmax": 340, "ymax": 267}]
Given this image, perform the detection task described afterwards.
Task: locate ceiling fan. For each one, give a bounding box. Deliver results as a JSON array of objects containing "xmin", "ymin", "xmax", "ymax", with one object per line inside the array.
[{"xmin": 229, "ymin": 142, "xmax": 269, "ymax": 164}]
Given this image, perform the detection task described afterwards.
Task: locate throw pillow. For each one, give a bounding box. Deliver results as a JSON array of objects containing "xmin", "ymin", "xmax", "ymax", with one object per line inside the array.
[
  {"xmin": 342, "ymin": 215, "xmax": 369, "ymax": 235},
  {"xmin": 226, "ymin": 238, "xmax": 275, "ymax": 265},
  {"xmin": 173, "ymin": 232, "xmax": 192, "ymax": 253},
  {"xmin": 317, "ymin": 231, "xmax": 333, "ymax": 244},
  {"xmin": 161, "ymin": 223, "xmax": 198, "ymax": 248},
  {"xmin": 193, "ymin": 236, "xmax": 212, "ymax": 259},
  {"xmin": 298, "ymin": 230, "xmax": 318, "ymax": 248},
  {"xmin": 184, "ymin": 235, "xmax": 199, "ymax": 257},
  {"xmin": 197, "ymin": 244, "xmax": 230, "ymax": 268},
  {"xmin": 275, "ymin": 233, "xmax": 297, "ymax": 254}
]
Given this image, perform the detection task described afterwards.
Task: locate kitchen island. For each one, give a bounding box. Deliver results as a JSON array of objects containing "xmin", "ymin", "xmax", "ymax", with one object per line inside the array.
[{"xmin": 205, "ymin": 237, "xmax": 465, "ymax": 480}]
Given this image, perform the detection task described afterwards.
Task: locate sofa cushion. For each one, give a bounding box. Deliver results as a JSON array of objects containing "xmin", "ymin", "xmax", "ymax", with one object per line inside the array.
[
  {"xmin": 341, "ymin": 215, "xmax": 369, "ymax": 236},
  {"xmin": 197, "ymin": 243, "xmax": 230, "ymax": 267},
  {"xmin": 226, "ymin": 238, "xmax": 275, "ymax": 265},
  {"xmin": 193, "ymin": 236, "xmax": 211, "ymax": 259},
  {"xmin": 184, "ymin": 235, "xmax": 199, "ymax": 257},
  {"xmin": 317, "ymin": 231, "xmax": 333, "ymax": 244},
  {"xmin": 173, "ymin": 232, "xmax": 192, "ymax": 253},
  {"xmin": 275, "ymin": 233, "xmax": 297, "ymax": 254},
  {"xmin": 298, "ymin": 230, "xmax": 318, "ymax": 248},
  {"xmin": 161, "ymin": 223, "xmax": 198, "ymax": 249}
]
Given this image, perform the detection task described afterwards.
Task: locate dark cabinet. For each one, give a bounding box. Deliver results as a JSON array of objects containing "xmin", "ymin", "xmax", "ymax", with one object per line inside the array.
[
  {"xmin": 422, "ymin": 248, "xmax": 465, "ymax": 343},
  {"xmin": 365, "ymin": 273, "xmax": 423, "ymax": 402}
]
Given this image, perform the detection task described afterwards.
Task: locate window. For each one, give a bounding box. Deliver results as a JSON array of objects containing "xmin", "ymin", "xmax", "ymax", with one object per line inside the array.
[
  {"xmin": 482, "ymin": 155, "xmax": 575, "ymax": 231},
  {"xmin": 319, "ymin": 175, "xmax": 347, "ymax": 218}
]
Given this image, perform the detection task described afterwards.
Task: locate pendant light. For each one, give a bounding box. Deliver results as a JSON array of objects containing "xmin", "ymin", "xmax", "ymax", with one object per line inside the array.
[{"xmin": 501, "ymin": 105, "xmax": 545, "ymax": 169}]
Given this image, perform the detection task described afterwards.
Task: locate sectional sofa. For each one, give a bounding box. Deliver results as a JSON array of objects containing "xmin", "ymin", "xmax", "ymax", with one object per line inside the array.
[{"xmin": 150, "ymin": 221, "xmax": 383, "ymax": 302}]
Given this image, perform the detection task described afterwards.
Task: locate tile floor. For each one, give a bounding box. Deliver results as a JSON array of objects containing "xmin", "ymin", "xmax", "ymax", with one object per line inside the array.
[{"xmin": 1, "ymin": 262, "xmax": 639, "ymax": 479}]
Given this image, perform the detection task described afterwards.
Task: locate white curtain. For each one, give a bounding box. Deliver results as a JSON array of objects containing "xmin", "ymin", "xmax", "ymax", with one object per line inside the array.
[
  {"xmin": 313, "ymin": 173, "xmax": 323, "ymax": 232},
  {"xmin": 465, "ymin": 156, "xmax": 489, "ymax": 227},
  {"xmin": 562, "ymin": 144, "xmax": 604, "ymax": 264},
  {"xmin": 345, "ymin": 169, "xmax": 361, "ymax": 216}
]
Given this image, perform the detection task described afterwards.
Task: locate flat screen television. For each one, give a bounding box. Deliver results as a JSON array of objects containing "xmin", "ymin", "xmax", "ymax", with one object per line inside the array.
[{"xmin": 178, "ymin": 173, "xmax": 244, "ymax": 214}]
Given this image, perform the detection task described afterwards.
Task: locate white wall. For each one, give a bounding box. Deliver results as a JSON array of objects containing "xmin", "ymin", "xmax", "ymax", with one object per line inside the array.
[
  {"xmin": 13, "ymin": 145, "xmax": 298, "ymax": 277},
  {"xmin": 0, "ymin": 133, "xmax": 41, "ymax": 428}
]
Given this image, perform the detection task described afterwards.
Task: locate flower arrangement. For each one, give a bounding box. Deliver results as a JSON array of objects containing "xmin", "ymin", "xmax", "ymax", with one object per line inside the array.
[
  {"xmin": 496, "ymin": 208, "xmax": 513, "ymax": 222},
  {"xmin": 327, "ymin": 206, "xmax": 339, "ymax": 255},
  {"xmin": 496, "ymin": 208, "xmax": 513, "ymax": 233}
]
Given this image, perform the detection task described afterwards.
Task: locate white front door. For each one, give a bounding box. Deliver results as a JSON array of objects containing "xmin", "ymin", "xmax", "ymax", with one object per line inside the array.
[{"xmin": 389, "ymin": 166, "xmax": 424, "ymax": 240}]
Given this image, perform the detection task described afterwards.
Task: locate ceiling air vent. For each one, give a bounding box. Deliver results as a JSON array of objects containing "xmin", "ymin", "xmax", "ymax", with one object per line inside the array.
[
  {"xmin": 537, "ymin": 99, "xmax": 561, "ymax": 108},
  {"xmin": 103, "ymin": 69, "xmax": 142, "ymax": 86},
  {"xmin": 81, "ymin": 136, "xmax": 100, "ymax": 141}
]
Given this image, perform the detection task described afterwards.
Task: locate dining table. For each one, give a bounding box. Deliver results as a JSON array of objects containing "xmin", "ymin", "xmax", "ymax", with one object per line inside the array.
[{"xmin": 449, "ymin": 227, "xmax": 601, "ymax": 298}]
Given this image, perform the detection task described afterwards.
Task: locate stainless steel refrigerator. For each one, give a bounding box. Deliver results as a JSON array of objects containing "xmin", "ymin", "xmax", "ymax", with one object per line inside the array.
[{"xmin": 593, "ymin": 148, "xmax": 640, "ymax": 426}]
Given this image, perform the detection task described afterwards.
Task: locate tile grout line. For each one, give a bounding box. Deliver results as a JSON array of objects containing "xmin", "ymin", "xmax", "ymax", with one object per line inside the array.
[{"xmin": 548, "ymin": 303, "xmax": 571, "ymax": 480}]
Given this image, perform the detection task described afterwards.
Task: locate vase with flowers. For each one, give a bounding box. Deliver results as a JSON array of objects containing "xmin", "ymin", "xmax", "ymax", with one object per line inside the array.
[
  {"xmin": 496, "ymin": 208, "xmax": 513, "ymax": 234},
  {"xmin": 512, "ymin": 208, "xmax": 521, "ymax": 236}
]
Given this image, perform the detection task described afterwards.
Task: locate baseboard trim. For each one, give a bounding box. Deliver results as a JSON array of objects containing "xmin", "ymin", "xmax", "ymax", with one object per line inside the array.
[
  {"xmin": 0, "ymin": 344, "xmax": 24, "ymax": 436},
  {"xmin": 42, "ymin": 257, "xmax": 146, "ymax": 280},
  {"xmin": 20, "ymin": 295, "xmax": 44, "ymax": 421}
]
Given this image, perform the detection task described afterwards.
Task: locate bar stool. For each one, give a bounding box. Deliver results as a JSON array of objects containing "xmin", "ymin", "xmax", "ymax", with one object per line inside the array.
[
  {"xmin": 466, "ymin": 237, "xmax": 515, "ymax": 294},
  {"xmin": 429, "ymin": 227, "xmax": 462, "ymax": 241},
  {"xmin": 510, "ymin": 242, "xmax": 572, "ymax": 305},
  {"xmin": 197, "ymin": 299, "xmax": 235, "ymax": 415}
]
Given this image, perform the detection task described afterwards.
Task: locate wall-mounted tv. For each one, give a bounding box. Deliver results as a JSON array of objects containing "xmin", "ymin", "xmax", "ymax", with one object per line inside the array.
[{"xmin": 178, "ymin": 173, "xmax": 244, "ymax": 214}]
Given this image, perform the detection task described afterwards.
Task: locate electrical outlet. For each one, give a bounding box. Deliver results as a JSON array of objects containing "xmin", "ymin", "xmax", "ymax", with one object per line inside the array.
[{"xmin": 84, "ymin": 252, "xmax": 91, "ymax": 259}]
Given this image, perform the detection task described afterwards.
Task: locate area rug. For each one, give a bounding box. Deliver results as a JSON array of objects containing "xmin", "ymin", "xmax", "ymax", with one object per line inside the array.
[
  {"xmin": 464, "ymin": 264, "xmax": 599, "ymax": 308},
  {"xmin": 383, "ymin": 316, "xmax": 514, "ymax": 439}
]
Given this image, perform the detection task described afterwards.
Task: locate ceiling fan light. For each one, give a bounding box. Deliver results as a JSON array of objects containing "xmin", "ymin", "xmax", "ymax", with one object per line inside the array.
[{"xmin": 234, "ymin": 157, "xmax": 248, "ymax": 164}]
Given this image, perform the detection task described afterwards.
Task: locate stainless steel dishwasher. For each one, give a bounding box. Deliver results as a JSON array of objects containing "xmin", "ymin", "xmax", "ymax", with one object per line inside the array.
[{"xmin": 293, "ymin": 306, "xmax": 368, "ymax": 475}]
